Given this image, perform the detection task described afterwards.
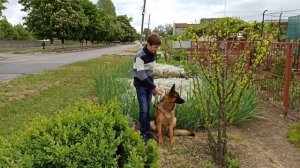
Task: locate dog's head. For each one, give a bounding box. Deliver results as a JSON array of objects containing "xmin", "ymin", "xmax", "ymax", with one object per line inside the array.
[{"xmin": 166, "ymin": 84, "xmax": 185, "ymax": 104}]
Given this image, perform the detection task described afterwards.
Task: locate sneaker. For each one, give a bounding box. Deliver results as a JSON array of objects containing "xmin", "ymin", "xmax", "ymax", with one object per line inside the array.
[
  {"xmin": 146, "ymin": 132, "xmax": 158, "ymax": 142},
  {"xmin": 141, "ymin": 134, "xmax": 148, "ymax": 143}
]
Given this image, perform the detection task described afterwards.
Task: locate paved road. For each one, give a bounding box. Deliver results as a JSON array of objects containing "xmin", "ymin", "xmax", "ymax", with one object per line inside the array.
[{"xmin": 0, "ymin": 44, "xmax": 137, "ymax": 82}]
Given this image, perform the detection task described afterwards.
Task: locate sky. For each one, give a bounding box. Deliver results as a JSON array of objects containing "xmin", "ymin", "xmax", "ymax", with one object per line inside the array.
[{"xmin": 2, "ymin": 0, "xmax": 300, "ymax": 33}]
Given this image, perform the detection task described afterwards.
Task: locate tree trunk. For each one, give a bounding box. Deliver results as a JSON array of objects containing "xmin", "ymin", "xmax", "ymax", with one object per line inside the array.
[{"xmin": 207, "ymin": 95, "xmax": 217, "ymax": 161}]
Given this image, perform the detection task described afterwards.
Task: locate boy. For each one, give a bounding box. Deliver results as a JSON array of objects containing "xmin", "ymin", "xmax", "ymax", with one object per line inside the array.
[{"xmin": 133, "ymin": 33, "xmax": 164, "ymax": 142}]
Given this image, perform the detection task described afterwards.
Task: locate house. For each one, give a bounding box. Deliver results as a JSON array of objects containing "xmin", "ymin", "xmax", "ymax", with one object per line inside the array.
[
  {"xmin": 172, "ymin": 18, "xmax": 223, "ymax": 49},
  {"xmin": 172, "ymin": 23, "xmax": 198, "ymax": 49}
]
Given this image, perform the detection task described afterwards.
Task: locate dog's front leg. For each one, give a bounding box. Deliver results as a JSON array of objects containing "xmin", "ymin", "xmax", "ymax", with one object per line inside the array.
[
  {"xmin": 169, "ymin": 124, "xmax": 175, "ymax": 145},
  {"xmin": 157, "ymin": 121, "xmax": 163, "ymax": 144}
]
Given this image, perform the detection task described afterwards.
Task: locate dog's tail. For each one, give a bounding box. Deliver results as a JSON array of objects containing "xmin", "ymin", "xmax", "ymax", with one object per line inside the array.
[
  {"xmin": 150, "ymin": 120, "xmax": 195, "ymax": 136},
  {"xmin": 174, "ymin": 129, "xmax": 195, "ymax": 136}
]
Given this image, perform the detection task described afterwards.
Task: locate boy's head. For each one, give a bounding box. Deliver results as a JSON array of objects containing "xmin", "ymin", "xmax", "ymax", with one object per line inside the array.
[{"xmin": 147, "ymin": 33, "xmax": 161, "ymax": 53}]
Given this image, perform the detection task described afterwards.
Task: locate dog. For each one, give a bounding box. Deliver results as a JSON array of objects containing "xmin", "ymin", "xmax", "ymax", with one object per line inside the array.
[{"xmin": 150, "ymin": 84, "xmax": 195, "ymax": 145}]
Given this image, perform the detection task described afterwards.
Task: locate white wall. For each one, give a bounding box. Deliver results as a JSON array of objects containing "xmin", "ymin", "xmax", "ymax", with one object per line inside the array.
[{"xmin": 172, "ymin": 40, "xmax": 191, "ymax": 49}]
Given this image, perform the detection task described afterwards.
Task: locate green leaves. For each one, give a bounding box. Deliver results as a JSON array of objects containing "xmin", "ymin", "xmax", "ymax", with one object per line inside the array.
[
  {"xmin": 287, "ymin": 123, "xmax": 300, "ymax": 148},
  {"xmin": 18, "ymin": 0, "xmax": 137, "ymax": 42},
  {"xmin": 153, "ymin": 24, "xmax": 173, "ymax": 37},
  {"xmin": 0, "ymin": 0, "xmax": 7, "ymax": 16},
  {"xmin": 0, "ymin": 101, "xmax": 159, "ymax": 167},
  {"xmin": 51, "ymin": 1, "xmax": 88, "ymax": 40},
  {"xmin": 97, "ymin": 0, "xmax": 116, "ymax": 17}
]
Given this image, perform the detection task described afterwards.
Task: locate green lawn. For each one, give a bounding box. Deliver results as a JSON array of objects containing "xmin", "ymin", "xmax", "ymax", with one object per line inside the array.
[{"xmin": 0, "ymin": 55, "xmax": 132, "ymax": 137}]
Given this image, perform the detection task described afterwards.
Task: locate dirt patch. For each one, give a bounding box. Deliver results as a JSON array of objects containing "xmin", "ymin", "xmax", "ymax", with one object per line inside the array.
[
  {"xmin": 158, "ymin": 103, "xmax": 300, "ymax": 167},
  {"xmin": 159, "ymin": 131, "xmax": 214, "ymax": 168},
  {"xmin": 232, "ymin": 103, "xmax": 300, "ymax": 168}
]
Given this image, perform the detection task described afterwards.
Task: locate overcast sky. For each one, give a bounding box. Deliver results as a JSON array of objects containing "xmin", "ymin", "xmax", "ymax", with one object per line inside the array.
[{"xmin": 2, "ymin": 0, "xmax": 300, "ymax": 33}]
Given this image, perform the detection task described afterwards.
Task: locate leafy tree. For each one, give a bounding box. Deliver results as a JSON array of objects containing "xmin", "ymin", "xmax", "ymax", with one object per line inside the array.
[
  {"xmin": 187, "ymin": 17, "xmax": 249, "ymax": 40},
  {"xmin": 117, "ymin": 15, "xmax": 137, "ymax": 42},
  {"xmin": 13, "ymin": 24, "xmax": 35, "ymax": 40},
  {"xmin": 19, "ymin": 0, "xmax": 55, "ymax": 44},
  {"xmin": 97, "ymin": 0, "xmax": 116, "ymax": 17},
  {"xmin": 19, "ymin": 0, "xmax": 88, "ymax": 47},
  {"xmin": 0, "ymin": 18, "xmax": 17, "ymax": 40},
  {"xmin": 98, "ymin": 14, "xmax": 117, "ymax": 43},
  {"xmin": 153, "ymin": 24, "xmax": 173, "ymax": 37},
  {"xmin": 0, "ymin": 0, "xmax": 7, "ymax": 17},
  {"xmin": 51, "ymin": 0, "xmax": 88, "ymax": 47},
  {"xmin": 78, "ymin": 0, "xmax": 105, "ymax": 44}
]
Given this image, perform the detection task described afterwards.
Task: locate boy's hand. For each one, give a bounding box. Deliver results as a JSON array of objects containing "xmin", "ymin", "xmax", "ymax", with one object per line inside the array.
[{"xmin": 153, "ymin": 87, "xmax": 164, "ymax": 96}]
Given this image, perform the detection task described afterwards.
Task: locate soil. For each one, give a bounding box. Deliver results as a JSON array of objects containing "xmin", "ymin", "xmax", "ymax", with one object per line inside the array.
[{"xmin": 159, "ymin": 103, "xmax": 300, "ymax": 168}]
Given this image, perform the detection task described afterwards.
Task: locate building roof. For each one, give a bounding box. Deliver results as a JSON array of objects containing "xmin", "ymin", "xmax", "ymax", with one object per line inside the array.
[
  {"xmin": 173, "ymin": 23, "xmax": 199, "ymax": 29},
  {"xmin": 174, "ymin": 23, "xmax": 188, "ymax": 28}
]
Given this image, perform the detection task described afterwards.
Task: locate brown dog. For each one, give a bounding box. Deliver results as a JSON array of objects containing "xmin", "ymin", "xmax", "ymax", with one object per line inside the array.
[{"xmin": 150, "ymin": 84, "xmax": 195, "ymax": 145}]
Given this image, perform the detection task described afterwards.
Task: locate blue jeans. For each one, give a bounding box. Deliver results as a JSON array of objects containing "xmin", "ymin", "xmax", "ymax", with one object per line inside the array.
[{"xmin": 135, "ymin": 86, "xmax": 153, "ymax": 139}]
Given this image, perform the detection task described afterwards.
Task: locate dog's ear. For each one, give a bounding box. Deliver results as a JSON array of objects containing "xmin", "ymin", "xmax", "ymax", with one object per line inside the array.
[{"xmin": 170, "ymin": 84, "xmax": 175, "ymax": 94}]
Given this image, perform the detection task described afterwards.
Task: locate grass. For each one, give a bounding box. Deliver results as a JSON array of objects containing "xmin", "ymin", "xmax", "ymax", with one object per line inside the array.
[
  {"xmin": 0, "ymin": 55, "xmax": 133, "ymax": 137},
  {"xmin": 287, "ymin": 123, "xmax": 300, "ymax": 148},
  {"xmin": 0, "ymin": 51, "xmax": 262, "ymax": 167}
]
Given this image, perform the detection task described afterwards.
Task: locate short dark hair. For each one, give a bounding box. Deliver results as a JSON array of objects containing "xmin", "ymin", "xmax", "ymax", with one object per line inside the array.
[{"xmin": 147, "ymin": 33, "xmax": 161, "ymax": 46}]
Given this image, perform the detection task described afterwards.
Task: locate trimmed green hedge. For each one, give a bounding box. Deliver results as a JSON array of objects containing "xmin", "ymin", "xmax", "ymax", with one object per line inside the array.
[{"xmin": 0, "ymin": 101, "xmax": 159, "ymax": 167}]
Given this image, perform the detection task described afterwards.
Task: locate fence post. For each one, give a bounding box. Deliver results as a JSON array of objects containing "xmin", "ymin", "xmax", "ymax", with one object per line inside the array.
[
  {"xmin": 283, "ymin": 43, "xmax": 292, "ymax": 117},
  {"xmin": 190, "ymin": 41, "xmax": 194, "ymax": 61}
]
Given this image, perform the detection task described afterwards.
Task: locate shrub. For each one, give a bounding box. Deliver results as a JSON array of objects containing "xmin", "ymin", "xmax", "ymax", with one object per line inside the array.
[
  {"xmin": 272, "ymin": 57, "xmax": 286, "ymax": 76},
  {"xmin": 172, "ymin": 49, "xmax": 189, "ymax": 62},
  {"xmin": 176, "ymin": 75, "xmax": 260, "ymax": 130},
  {"xmin": 271, "ymin": 57, "xmax": 294, "ymax": 79},
  {"xmin": 0, "ymin": 101, "xmax": 159, "ymax": 167},
  {"xmin": 226, "ymin": 151, "xmax": 240, "ymax": 168},
  {"xmin": 287, "ymin": 123, "xmax": 300, "ymax": 148},
  {"xmin": 185, "ymin": 76, "xmax": 259, "ymax": 128}
]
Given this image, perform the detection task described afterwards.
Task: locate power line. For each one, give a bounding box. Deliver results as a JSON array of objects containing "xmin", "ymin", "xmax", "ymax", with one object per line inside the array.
[{"xmin": 268, "ymin": 9, "xmax": 300, "ymax": 14}]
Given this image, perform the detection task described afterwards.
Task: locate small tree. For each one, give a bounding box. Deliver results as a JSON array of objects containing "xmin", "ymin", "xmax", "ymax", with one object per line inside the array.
[
  {"xmin": 186, "ymin": 17, "xmax": 272, "ymax": 166},
  {"xmin": 0, "ymin": 0, "xmax": 7, "ymax": 17}
]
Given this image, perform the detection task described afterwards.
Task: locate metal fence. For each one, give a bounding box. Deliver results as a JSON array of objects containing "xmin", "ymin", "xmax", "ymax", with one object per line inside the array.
[{"xmin": 190, "ymin": 41, "xmax": 300, "ymax": 117}]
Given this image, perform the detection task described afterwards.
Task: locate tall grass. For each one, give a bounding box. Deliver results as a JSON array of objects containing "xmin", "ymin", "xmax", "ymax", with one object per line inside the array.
[
  {"xmin": 93, "ymin": 57, "xmax": 141, "ymax": 123},
  {"xmin": 174, "ymin": 75, "xmax": 260, "ymax": 130},
  {"xmin": 94, "ymin": 60, "xmax": 259, "ymax": 130}
]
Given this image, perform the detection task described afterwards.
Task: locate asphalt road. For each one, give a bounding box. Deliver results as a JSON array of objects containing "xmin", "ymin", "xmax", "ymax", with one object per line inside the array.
[{"xmin": 0, "ymin": 44, "xmax": 137, "ymax": 82}]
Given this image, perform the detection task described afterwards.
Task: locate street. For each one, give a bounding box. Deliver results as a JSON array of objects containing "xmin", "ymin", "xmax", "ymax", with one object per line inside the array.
[{"xmin": 0, "ymin": 44, "xmax": 137, "ymax": 82}]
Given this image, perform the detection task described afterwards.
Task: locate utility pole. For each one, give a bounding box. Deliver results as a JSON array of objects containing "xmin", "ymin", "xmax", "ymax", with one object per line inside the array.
[
  {"xmin": 147, "ymin": 14, "xmax": 151, "ymax": 30},
  {"xmin": 261, "ymin": 9, "xmax": 268, "ymax": 37},
  {"xmin": 140, "ymin": 0, "xmax": 146, "ymax": 47},
  {"xmin": 145, "ymin": 14, "xmax": 151, "ymax": 41},
  {"xmin": 278, "ymin": 12, "xmax": 283, "ymax": 42},
  {"xmin": 224, "ymin": 0, "xmax": 227, "ymax": 17}
]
